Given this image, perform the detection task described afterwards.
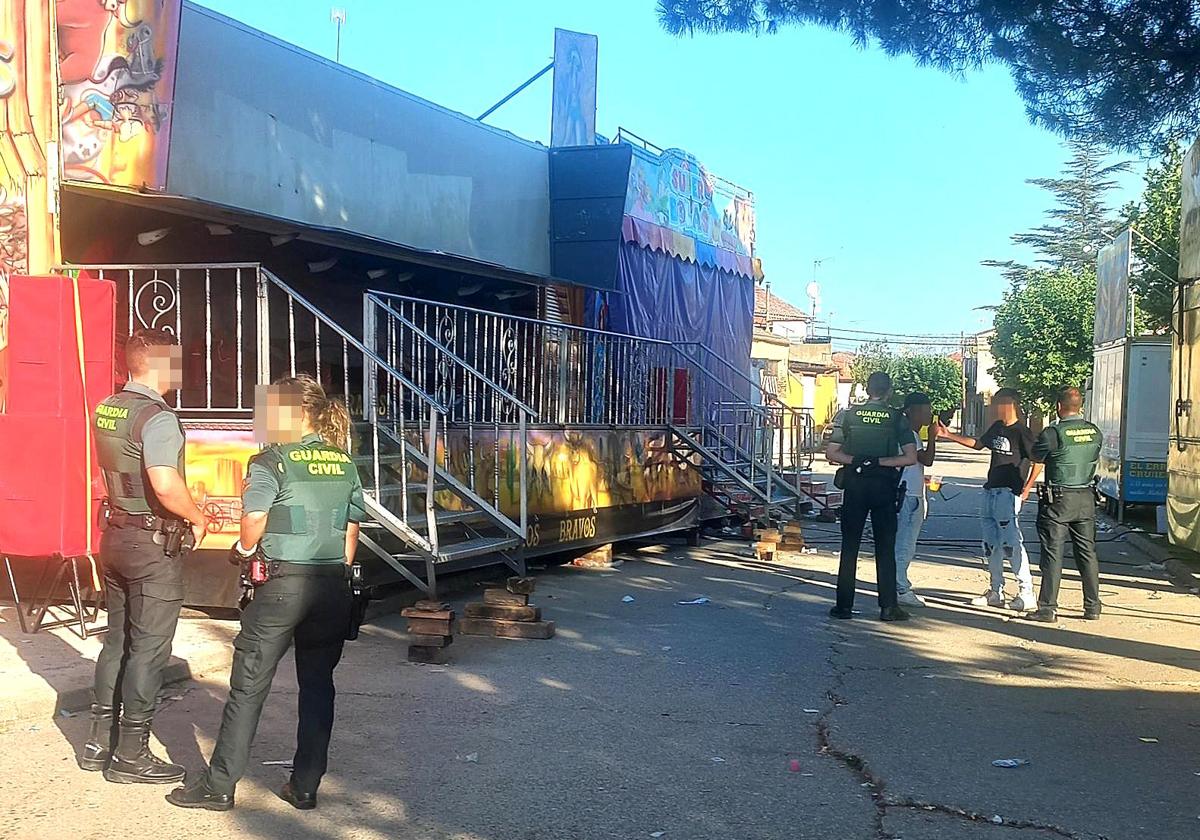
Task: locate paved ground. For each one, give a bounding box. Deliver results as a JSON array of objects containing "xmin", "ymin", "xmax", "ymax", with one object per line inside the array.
[{"xmin": 1, "ymin": 449, "xmax": 1198, "ymax": 839}]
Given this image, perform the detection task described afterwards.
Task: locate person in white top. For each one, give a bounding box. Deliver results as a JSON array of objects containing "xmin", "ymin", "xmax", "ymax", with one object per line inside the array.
[{"xmin": 895, "ymin": 392, "xmax": 940, "ymax": 607}]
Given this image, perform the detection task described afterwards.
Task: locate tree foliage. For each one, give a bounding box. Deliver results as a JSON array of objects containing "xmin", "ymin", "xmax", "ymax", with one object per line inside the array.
[
  {"xmin": 984, "ymin": 138, "xmax": 1127, "ymax": 412},
  {"xmin": 1123, "ymin": 140, "xmax": 1184, "ymax": 331},
  {"xmin": 656, "ymin": 1, "xmax": 1200, "ymax": 150},
  {"xmin": 983, "ymin": 138, "xmax": 1129, "ymax": 283},
  {"xmin": 850, "ymin": 342, "xmax": 962, "ymax": 412},
  {"xmin": 991, "ymin": 269, "xmax": 1096, "ymax": 414}
]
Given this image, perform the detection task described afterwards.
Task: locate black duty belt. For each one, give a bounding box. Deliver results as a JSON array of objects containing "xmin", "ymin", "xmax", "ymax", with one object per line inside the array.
[
  {"xmin": 108, "ymin": 509, "xmax": 184, "ymax": 531},
  {"xmin": 267, "ymin": 561, "xmax": 348, "ymax": 578},
  {"xmin": 1049, "ymin": 485, "xmax": 1093, "ymax": 492}
]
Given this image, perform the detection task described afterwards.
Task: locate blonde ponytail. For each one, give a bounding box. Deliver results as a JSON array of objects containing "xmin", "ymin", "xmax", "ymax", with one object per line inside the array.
[{"xmin": 271, "ymin": 374, "xmax": 353, "ymax": 452}]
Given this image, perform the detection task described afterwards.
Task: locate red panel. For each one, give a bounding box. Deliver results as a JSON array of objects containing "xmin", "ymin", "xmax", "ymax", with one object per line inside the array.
[
  {"xmin": 6, "ymin": 275, "xmax": 114, "ymax": 417},
  {"xmin": 0, "ymin": 275, "xmax": 114, "ymax": 557}
]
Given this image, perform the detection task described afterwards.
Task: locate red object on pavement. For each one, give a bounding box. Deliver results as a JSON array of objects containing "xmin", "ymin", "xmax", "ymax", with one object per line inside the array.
[{"xmin": 0, "ymin": 275, "xmax": 114, "ymax": 558}]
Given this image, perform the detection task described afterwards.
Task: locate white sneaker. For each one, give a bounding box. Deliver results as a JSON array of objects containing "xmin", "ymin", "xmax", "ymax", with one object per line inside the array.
[
  {"xmin": 897, "ymin": 590, "xmax": 927, "ymax": 607},
  {"xmin": 970, "ymin": 590, "xmax": 1005, "ymax": 608},
  {"xmin": 1008, "ymin": 595, "xmax": 1034, "ymax": 613}
]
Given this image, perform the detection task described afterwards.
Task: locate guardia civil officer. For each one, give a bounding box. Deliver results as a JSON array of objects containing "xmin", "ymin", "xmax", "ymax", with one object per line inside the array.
[
  {"xmin": 168, "ymin": 375, "xmax": 365, "ymax": 812},
  {"xmin": 825, "ymin": 371, "xmax": 919, "ymax": 621},
  {"xmin": 80, "ymin": 328, "xmax": 209, "ymax": 783},
  {"xmin": 1028, "ymin": 386, "xmax": 1103, "ymax": 623}
]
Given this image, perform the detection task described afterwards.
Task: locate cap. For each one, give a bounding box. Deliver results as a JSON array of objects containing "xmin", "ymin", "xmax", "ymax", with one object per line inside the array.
[{"xmin": 903, "ymin": 392, "xmax": 931, "ymax": 409}]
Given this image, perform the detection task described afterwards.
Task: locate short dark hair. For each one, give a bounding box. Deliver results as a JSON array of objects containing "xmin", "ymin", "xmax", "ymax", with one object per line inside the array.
[
  {"xmin": 865, "ymin": 371, "xmax": 892, "ymax": 398},
  {"xmin": 1057, "ymin": 386, "xmax": 1084, "ymax": 413},
  {"xmin": 903, "ymin": 391, "xmax": 931, "ymax": 409},
  {"xmin": 993, "ymin": 387, "xmax": 1021, "ymax": 405},
  {"xmin": 125, "ymin": 328, "xmax": 178, "ymax": 375}
]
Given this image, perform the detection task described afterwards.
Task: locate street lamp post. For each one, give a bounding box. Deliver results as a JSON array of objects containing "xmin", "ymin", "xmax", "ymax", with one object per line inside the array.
[{"xmin": 331, "ymin": 7, "xmax": 347, "ymax": 63}]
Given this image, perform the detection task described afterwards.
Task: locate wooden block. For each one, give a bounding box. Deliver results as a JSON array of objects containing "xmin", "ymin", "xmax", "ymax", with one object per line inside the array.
[
  {"xmin": 570, "ymin": 544, "xmax": 612, "ymax": 568},
  {"xmin": 458, "ymin": 618, "xmax": 555, "ymax": 640},
  {"xmin": 414, "ymin": 599, "xmax": 450, "ymax": 612},
  {"xmin": 755, "ymin": 541, "xmax": 777, "ymax": 562},
  {"xmin": 409, "ymin": 634, "xmax": 453, "ymax": 648},
  {"xmin": 483, "ymin": 588, "xmax": 528, "ymax": 606},
  {"xmin": 406, "ymin": 617, "xmax": 453, "ymax": 636},
  {"xmin": 464, "ymin": 603, "xmax": 541, "ymax": 622},
  {"xmin": 408, "ymin": 645, "xmax": 447, "ymax": 664},
  {"xmin": 781, "ymin": 520, "xmax": 805, "ymax": 548},
  {"xmin": 755, "ymin": 528, "xmax": 782, "ymax": 542},
  {"xmin": 401, "ymin": 607, "xmax": 454, "ymax": 621},
  {"xmin": 506, "ymin": 576, "xmax": 537, "ymax": 595}
]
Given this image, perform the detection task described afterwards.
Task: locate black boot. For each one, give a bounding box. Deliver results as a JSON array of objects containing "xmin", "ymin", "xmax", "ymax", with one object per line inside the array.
[
  {"xmin": 103, "ymin": 717, "xmax": 186, "ymax": 785},
  {"xmin": 78, "ymin": 704, "xmax": 115, "ymax": 771},
  {"xmin": 166, "ymin": 778, "xmax": 234, "ymax": 811}
]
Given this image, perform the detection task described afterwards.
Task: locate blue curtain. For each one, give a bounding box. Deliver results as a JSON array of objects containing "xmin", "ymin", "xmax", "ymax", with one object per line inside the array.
[{"xmin": 597, "ymin": 241, "xmax": 755, "ymax": 396}]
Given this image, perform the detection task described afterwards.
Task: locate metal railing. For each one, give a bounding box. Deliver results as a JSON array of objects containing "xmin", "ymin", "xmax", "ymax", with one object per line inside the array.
[
  {"xmin": 363, "ymin": 291, "xmax": 532, "ymax": 541},
  {"xmin": 680, "ymin": 342, "xmax": 817, "ymax": 473},
  {"xmin": 369, "ymin": 292, "xmax": 678, "ymax": 426},
  {"xmin": 67, "ymin": 262, "xmax": 528, "ymax": 566},
  {"xmin": 60, "ymin": 263, "xmax": 261, "ymax": 414},
  {"xmin": 371, "ymin": 292, "xmax": 818, "ymax": 518}
]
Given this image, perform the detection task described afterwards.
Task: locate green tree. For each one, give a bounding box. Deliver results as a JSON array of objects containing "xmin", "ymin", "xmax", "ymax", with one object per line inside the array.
[
  {"xmin": 983, "ymin": 139, "xmax": 1127, "ymax": 410},
  {"xmin": 850, "ymin": 342, "xmax": 962, "ymax": 411},
  {"xmin": 657, "ymin": 1, "xmax": 1200, "ymax": 150},
  {"xmin": 889, "ymin": 354, "xmax": 962, "ymax": 413},
  {"xmin": 991, "ymin": 269, "xmax": 1097, "ymax": 414},
  {"xmin": 983, "ymin": 138, "xmax": 1129, "ymax": 281},
  {"xmin": 848, "ymin": 340, "xmax": 892, "ymax": 389},
  {"xmin": 1123, "ymin": 140, "xmax": 1184, "ymax": 331}
]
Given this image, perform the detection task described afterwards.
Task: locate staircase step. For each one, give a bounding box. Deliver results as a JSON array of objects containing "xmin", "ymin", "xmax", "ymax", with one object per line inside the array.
[
  {"xmin": 404, "ymin": 509, "xmax": 488, "ymax": 531},
  {"xmin": 364, "ymin": 479, "xmax": 447, "ymax": 498},
  {"xmin": 353, "ymin": 452, "xmax": 409, "ymax": 466},
  {"xmin": 438, "ymin": 536, "xmax": 522, "ymax": 561}
]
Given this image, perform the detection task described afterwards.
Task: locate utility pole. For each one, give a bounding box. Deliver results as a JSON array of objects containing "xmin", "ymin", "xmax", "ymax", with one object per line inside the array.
[{"xmin": 331, "ymin": 7, "xmax": 347, "ymax": 63}]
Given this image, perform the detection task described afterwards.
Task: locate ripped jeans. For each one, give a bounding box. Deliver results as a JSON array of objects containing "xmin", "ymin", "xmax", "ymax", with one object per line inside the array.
[{"xmin": 981, "ymin": 488, "xmax": 1034, "ymax": 599}]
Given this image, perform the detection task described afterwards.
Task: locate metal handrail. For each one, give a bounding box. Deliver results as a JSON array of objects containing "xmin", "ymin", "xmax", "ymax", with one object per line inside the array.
[
  {"xmin": 368, "ymin": 290, "xmax": 676, "ymax": 347},
  {"xmin": 367, "ymin": 293, "xmax": 538, "ymax": 419},
  {"xmin": 262, "ymin": 270, "xmax": 448, "ymax": 414},
  {"xmin": 672, "ymin": 345, "xmax": 771, "ymax": 421}
]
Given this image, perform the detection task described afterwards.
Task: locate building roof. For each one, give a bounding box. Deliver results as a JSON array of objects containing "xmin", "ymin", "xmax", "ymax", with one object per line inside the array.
[
  {"xmin": 754, "ymin": 286, "xmax": 810, "ymax": 323},
  {"xmin": 831, "ymin": 351, "xmax": 857, "ymax": 382}
]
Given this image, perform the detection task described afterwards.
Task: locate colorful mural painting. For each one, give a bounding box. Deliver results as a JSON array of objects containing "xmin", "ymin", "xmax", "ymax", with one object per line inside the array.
[
  {"xmin": 182, "ymin": 424, "xmax": 699, "ymax": 554},
  {"xmin": 2, "ymin": 2, "xmax": 59, "ymax": 413},
  {"xmin": 416, "ymin": 426, "xmax": 701, "ymax": 518},
  {"xmin": 57, "ymin": 0, "xmax": 182, "ymax": 188},
  {"xmin": 184, "ymin": 426, "xmax": 258, "ymax": 551},
  {"xmin": 624, "ymin": 145, "xmax": 756, "ymax": 259}
]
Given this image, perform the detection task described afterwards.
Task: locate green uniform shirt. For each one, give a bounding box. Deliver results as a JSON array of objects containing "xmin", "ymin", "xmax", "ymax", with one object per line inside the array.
[
  {"xmin": 94, "ymin": 382, "xmax": 186, "ymax": 515},
  {"xmin": 827, "ymin": 399, "xmax": 914, "ymax": 459},
  {"xmin": 243, "ymin": 433, "xmax": 367, "ymax": 564},
  {"xmin": 1032, "ymin": 415, "xmax": 1102, "ymax": 487}
]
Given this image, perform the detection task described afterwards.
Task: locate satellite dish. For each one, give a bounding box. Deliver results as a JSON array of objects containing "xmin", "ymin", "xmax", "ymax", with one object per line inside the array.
[{"xmin": 806, "ymin": 281, "xmax": 821, "ymax": 302}]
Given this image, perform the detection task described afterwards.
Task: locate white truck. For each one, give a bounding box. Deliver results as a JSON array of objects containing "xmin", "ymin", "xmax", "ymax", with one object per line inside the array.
[{"xmin": 1089, "ymin": 337, "xmax": 1171, "ymax": 521}]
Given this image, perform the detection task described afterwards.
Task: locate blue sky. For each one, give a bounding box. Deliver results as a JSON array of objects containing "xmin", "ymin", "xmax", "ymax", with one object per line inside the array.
[{"xmin": 194, "ymin": 0, "xmax": 1146, "ymax": 343}]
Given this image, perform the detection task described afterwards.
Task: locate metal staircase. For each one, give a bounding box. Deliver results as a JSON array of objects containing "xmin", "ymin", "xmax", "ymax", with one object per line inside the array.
[
  {"xmin": 246, "ymin": 271, "xmax": 532, "ymax": 597},
  {"xmin": 366, "ymin": 291, "xmax": 832, "ymax": 525},
  {"xmin": 258, "ymin": 270, "xmax": 535, "ymax": 597},
  {"xmin": 666, "ymin": 343, "xmax": 836, "ymax": 522},
  {"xmin": 67, "ymin": 261, "xmax": 832, "ymax": 598}
]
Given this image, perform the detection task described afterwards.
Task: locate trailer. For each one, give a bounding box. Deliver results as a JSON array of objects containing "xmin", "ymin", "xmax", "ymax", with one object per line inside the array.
[{"xmin": 1089, "ymin": 338, "xmax": 1170, "ymax": 521}]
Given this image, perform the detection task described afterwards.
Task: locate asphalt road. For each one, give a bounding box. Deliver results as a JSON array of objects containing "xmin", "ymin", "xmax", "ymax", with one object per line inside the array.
[{"xmin": 1, "ymin": 450, "xmax": 1197, "ymax": 840}]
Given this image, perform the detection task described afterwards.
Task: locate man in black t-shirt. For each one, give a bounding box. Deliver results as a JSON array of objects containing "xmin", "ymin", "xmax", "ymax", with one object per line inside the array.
[{"xmin": 940, "ymin": 388, "xmax": 1040, "ymax": 612}]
